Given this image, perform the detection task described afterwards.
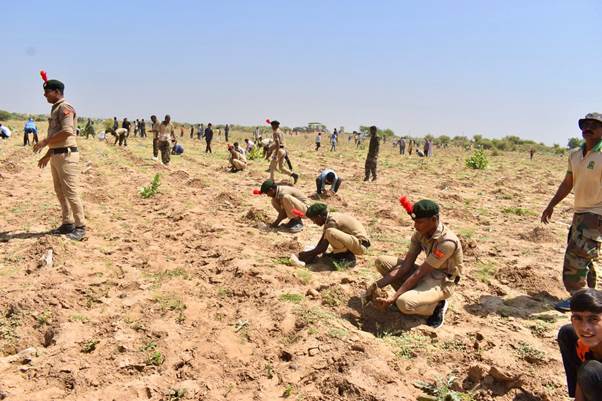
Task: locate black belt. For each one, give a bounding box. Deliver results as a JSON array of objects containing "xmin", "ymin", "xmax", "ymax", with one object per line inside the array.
[{"xmin": 51, "ymin": 147, "xmax": 78, "ymax": 154}]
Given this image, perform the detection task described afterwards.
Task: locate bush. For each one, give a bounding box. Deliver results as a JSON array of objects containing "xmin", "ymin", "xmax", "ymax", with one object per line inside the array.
[
  {"xmin": 140, "ymin": 174, "xmax": 161, "ymax": 198},
  {"xmin": 466, "ymin": 149, "xmax": 488, "ymax": 170},
  {"xmin": 247, "ymin": 145, "xmax": 263, "ymax": 160}
]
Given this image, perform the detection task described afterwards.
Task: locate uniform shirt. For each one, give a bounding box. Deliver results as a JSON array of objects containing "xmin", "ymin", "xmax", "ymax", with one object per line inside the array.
[
  {"xmin": 24, "ymin": 119, "xmax": 37, "ymax": 132},
  {"xmin": 317, "ymin": 169, "xmax": 338, "ymax": 192},
  {"xmin": 158, "ymin": 122, "xmax": 174, "ymax": 142},
  {"xmin": 367, "ymin": 134, "xmax": 380, "ymax": 158},
  {"xmin": 275, "ymin": 185, "xmax": 308, "ymax": 205},
  {"xmin": 324, "ymin": 212, "xmax": 369, "ymax": 243},
  {"xmin": 115, "ymin": 128, "xmax": 128, "ymax": 136},
  {"xmin": 151, "ymin": 121, "xmax": 160, "ymax": 139},
  {"xmin": 47, "ymin": 99, "xmax": 77, "ymax": 149},
  {"xmin": 316, "ymin": 135, "xmax": 321, "ymax": 143},
  {"xmin": 273, "ymin": 129, "xmax": 285, "ymax": 148},
  {"xmin": 0, "ymin": 126, "xmax": 11, "ymax": 137},
  {"xmin": 407, "ymin": 223, "xmax": 463, "ymax": 281},
  {"xmin": 568, "ymin": 142, "xmax": 602, "ymax": 215}
]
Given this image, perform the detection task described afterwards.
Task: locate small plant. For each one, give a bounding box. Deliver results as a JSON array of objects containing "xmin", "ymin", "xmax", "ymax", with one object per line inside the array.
[
  {"xmin": 465, "ymin": 149, "xmax": 488, "ymax": 170},
  {"xmin": 146, "ymin": 351, "xmax": 165, "ymax": 366},
  {"xmin": 529, "ymin": 321, "xmax": 550, "ymax": 338},
  {"xmin": 279, "ymin": 293, "xmax": 304, "ymax": 303},
  {"xmin": 34, "ymin": 310, "xmax": 52, "ymax": 327},
  {"xmin": 321, "ymin": 287, "xmax": 344, "ymax": 307},
  {"xmin": 247, "ymin": 146, "xmax": 263, "ymax": 160},
  {"xmin": 515, "ymin": 341, "xmax": 546, "ymax": 363},
  {"xmin": 502, "ymin": 207, "xmax": 536, "ymax": 216},
  {"xmin": 283, "ymin": 384, "xmax": 294, "ymax": 398},
  {"xmin": 81, "ymin": 339, "xmax": 99, "ymax": 353},
  {"xmin": 273, "ymin": 257, "xmax": 294, "ymax": 266},
  {"xmin": 166, "ymin": 388, "xmax": 186, "ymax": 400},
  {"xmin": 153, "ymin": 293, "xmax": 186, "ymax": 312},
  {"xmin": 70, "ymin": 314, "xmax": 89, "ymax": 323},
  {"xmin": 381, "ymin": 331, "xmax": 430, "ymax": 359},
  {"xmin": 140, "ymin": 174, "xmax": 161, "ymax": 198},
  {"xmin": 474, "ymin": 262, "xmax": 496, "ymax": 284},
  {"xmin": 140, "ymin": 341, "xmax": 157, "ymax": 352},
  {"xmin": 295, "ymin": 269, "xmax": 312, "ymax": 285},
  {"xmin": 327, "ymin": 327, "xmax": 348, "ymax": 339},
  {"xmin": 332, "ymin": 259, "xmax": 354, "ymax": 271},
  {"xmin": 414, "ymin": 375, "xmax": 474, "ymax": 401}
]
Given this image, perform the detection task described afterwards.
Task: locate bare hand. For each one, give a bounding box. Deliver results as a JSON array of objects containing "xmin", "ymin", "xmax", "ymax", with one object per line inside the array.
[
  {"xmin": 541, "ymin": 206, "xmax": 554, "ymax": 224},
  {"xmin": 33, "ymin": 139, "xmax": 47, "ymax": 153},
  {"xmin": 38, "ymin": 155, "xmax": 50, "ymax": 169}
]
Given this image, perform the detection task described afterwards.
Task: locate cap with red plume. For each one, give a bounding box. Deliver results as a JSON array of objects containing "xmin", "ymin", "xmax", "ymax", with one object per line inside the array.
[
  {"xmin": 252, "ymin": 189, "xmax": 262, "ymax": 195},
  {"xmin": 265, "ymin": 119, "xmax": 271, "ymax": 125},
  {"xmin": 399, "ymin": 196, "xmax": 414, "ymax": 216},
  {"xmin": 291, "ymin": 209, "xmax": 305, "ymax": 218},
  {"xmin": 40, "ymin": 70, "xmax": 48, "ymax": 83}
]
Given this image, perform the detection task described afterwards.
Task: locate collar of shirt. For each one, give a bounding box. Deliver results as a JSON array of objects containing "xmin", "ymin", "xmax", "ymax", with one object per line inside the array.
[
  {"xmin": 581, "ymin": 139, "xmax": 602, "ymax": 153},
  {"xmin": 51, "ymin": 98, "xmax": 65, "ymax": 112}
]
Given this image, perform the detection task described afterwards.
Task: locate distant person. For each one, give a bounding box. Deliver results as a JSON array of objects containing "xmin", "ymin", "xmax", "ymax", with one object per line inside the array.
[
  {"xmin": 268, "ymin": 120, "xmax": 299, "ymax": 184},
  {"xmin": 204, "ymin": 123, "xmax": 214, "ymax": 153},
  {"xmin": 428, "ymin": 139, "xmax": 433, "ymax": 157},
  {"xmin": 199, "ymin": 123, "xmax": 204, "ymax": 140},
  {"xmin": 258, "ymin": 179, "xmax": 308, "ymax": 233},
  {"xmin": 139, "ymin": 118, "xmax": 146, "ymax": 138},
  {"xmin": 254, "ymin": 126, "xmax": 260, "ymax": 141},
  {"xmin": 316, "ymin": 168, "xmax": 342, "ymax": 196},
  {"xmin": 190, "ymin": 125, "xmax": 194, "ymax": 139},
  {"xmin": 408, "ymin": 139, "xmax": 414, "ymax": 155},
  {"xmin": 133, "ymin": 119, "xmax": 139, "ymax": 137},
  {"xmin": 330, "ymin": 129, "xmax": 338, "ymax": 152},
  {"xmin": 158, "ymin": 115, "xmax": 175, "ymax": 165},
  {"xmin": 122, "ymin": 118, "xmax": 131, "ymax": 138},
  {"xmin": 364, "ymin": 126, "xmax": 379, "ymax": 181},
  {"xmin": 83, "ymin": 119, "xmax": 95, "ymax": 139},
  {"xmin": 171, "ymin": 140, "xmax": 184, "ymax": 155},
  {"xmin": 315, "ymin": 132, "xmax": 322, "ymax": 151},
  {"xmin": 23, "ymin": 117, "xmax": 38, "ymax": 146},
  {"xmin": 0, "ymin": 124, "xmax": 12, "ymax": 139},
  {"xmin": 557, "ymin": 288, "xmax": 602, "ymax": 401},
  {"xmin": 244, "ymin": 138, "xmax": 255, "ymax": 153},
  {"xmin": 542, "ymin": 113, "xmax": 602, "ymax": 312},
  {"xmin": 233, "ymin": 141, "xmax": 245, "ymax": 156},
  {"xmin": 228, "ymin": 144, "xmax": 247, "ymax": 172},
  {"xmin": 224, "ymin": 124, "xmax": 230, "ymax": 142},
  {"xmin": 149, "ymin": 115, "xmax": 160, "ymax": 160},
  {"xmin": 107, "ymin": 127, "xmax": 128, "ymax": 146},
  {"xmin": 113, "ymin": 117, "xmax": 118, "ymax": 131},
  {"xmin": 530, "ymin": 148, "xmax": 536, "ymax": 160},
  {"xmin": 399, "ymin": 137, "xmax": 406, "ymax": 155}
]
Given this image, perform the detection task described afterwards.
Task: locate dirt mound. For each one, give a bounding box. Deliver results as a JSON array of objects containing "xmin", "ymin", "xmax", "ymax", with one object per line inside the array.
[
  {"xmin": 375, "ymin": 209, "xmax": 397, "ymax": 220},
  {"xmin": 459, "ymin": 236, "xmax": 479, "ymax": 257},
  {"xmin": 170, "ymin": 170, "xmax": 190, "ymax": 181},
  {"xmin": 215, "ymin": 192, "xmax": 242, "ymax": 208},
  {"xmin": 518, "ymin": 226, "xmax": 556, "ymax": 243},
  {"xmin": 273, "ymin": 238, "xmax": 302, "ymax": 252},
  {"xmin": 245, "ymin": 207, "xmax": 271, "ymax": 224},
  {"xmin": 0, "ymin": 160, "xmax": 22, "ymax": 174},
  {"xmin": 185, "ymin": 178, "xmax": 204, "ymax": 188},
  {"xmin": 83, "ymin": 191, "xmax": 110, "ymax": 204}
]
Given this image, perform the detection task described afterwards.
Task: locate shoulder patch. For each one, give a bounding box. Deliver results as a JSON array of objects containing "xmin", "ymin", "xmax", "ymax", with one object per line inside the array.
[{"xmin": 433, "ymin": 248, "xmax": 445, "ymax": 259}]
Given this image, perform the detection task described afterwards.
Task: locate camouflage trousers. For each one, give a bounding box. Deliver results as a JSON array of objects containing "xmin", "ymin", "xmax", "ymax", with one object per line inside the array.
[{"xmin": 563, "ymin": 213, "xmax": 601, "ymax": 293}]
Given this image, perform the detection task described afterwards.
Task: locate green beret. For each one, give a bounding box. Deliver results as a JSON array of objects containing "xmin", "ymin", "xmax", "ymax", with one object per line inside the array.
[
  {"xmin": 306, "ymin": 203, "xmax": 328, "ymax": 218},
  {"xmin": 43, "ymin": 79, "xmax": 64, "ymax": 91},
  {"xmin": 260, "ymin": 179, "xmax": 276, "ymax": 193},
  {"xmin": 412, "ymin": 199, "xmax": 439, "ymax": 220}
]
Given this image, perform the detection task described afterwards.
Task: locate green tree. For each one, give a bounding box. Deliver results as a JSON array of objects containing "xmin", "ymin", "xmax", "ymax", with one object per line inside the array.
[{"xmin": 568, "ymin": 137, "xmax": 583, "ymax": 149}]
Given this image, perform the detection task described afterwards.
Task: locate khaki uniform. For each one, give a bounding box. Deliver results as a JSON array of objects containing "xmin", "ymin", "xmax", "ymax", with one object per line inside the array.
[
  {"xmin": 115, "ymin": 128, "xmax": 128, "ymax": 146},
  {"xmin": 563, "ymin": 144, "xmax": 602, "ymax": 292},
  {"xmin": 151, "ymin": 121, "xmax": 160, "ymax": 158},
  {"xmin": 375, "ymin": 224, "xmax": 463, "ymax": 316},
  {"xmin": 158, "ymin": 122, "xmax": 174, "ymax": 164},
  {"xmin": 230, "ymin": 151, "xmax": 247, "ymax": 171},
  {"xmin": 269, "ymin": 129, "xmax": 292, "ymax": 179},
  {"xmin": 323, "ymin": 212, "xmax": 369, "ymax": 255},
  {"xmin": 271, "ymin": 186, "xmax": 308, "ymax": 219},
  {"xmin": 47, "ymin": 99, "xmax": 85, "ymax": 227}
]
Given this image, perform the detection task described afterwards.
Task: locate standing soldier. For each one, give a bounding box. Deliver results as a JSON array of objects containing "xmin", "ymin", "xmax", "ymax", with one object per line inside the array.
[
  {"xmin": 364, "ymin": 125, "xmax": 379, "ymax": 181},
  {"xmin": 139, "ymin": 118, "xmax": 146, "ymax": 138},
  {"xmin": 225, "ymin": 123, "xmax": 230, "ymax": 142},
  {"xmin": 149, "ymin": 115, "xmax": 160, "ymax": 160},
  {"xmin": 204, "ymin": 123, "xmax": 214, "ymax": 153},
  {"xmin": 399, "ymin": 137, "xmax": 406, "ymax": 155},
  {"xmin": 542, "ymin": 113, "xmax": 602, "ymax": 312},
  {"xmin": 158, "ymin": 115, "xmax": 175, "ymax": 165},
  {"xmin": 33, "ymin": 76, "xmax": 86, "ymax": 240},
  {"xmin": 268, "ymin": 120, "xmax": 299, "ymax": 184}
]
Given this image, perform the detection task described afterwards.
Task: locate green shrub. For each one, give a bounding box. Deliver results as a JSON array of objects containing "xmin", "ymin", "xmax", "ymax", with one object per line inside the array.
[
  {"xmin": 140, "ymin": 174, "xmax": 161, "ymax": 198},
  {"xmin": 247, "ymin": 145, "xmax": 263, "ymax": 160},
  {"xmin": 465, "ymin": 149, "xmax": 488, "ymax": 170}
]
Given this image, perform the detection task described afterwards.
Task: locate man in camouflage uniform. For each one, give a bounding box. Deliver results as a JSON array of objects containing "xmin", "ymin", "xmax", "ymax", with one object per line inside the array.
[
  {"xmin": 542, "ymin": 113, "xmax": 602, "ymax": 312},
  {"xmin": 364, "ymin": 125, "xmax": 379, "ymax": 181}
]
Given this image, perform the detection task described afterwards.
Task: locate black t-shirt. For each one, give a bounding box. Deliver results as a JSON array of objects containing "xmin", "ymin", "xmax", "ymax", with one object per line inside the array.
[{"xmin": 205, "ymin": 128, "xmax": 213, "ymax": 141}]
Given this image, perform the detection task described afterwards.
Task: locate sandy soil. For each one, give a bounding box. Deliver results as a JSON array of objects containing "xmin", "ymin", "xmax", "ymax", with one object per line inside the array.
[{"xmin": 0, "ymin": 122, "xmax": 579, "ymax": 400}]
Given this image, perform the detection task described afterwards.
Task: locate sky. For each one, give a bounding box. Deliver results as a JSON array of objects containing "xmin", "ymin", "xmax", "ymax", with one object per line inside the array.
[{"xmin": 2, "ymin": 0, "xmax": 602, "ymax": 145}]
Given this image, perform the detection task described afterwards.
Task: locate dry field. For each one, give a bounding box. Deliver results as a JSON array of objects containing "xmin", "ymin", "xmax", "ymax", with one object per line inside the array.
[{"xmin": 0, "ymin": 120, "xmax": 581, "ymax": 400}]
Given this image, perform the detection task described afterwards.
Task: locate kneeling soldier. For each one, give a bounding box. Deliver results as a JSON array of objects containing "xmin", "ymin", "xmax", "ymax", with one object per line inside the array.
[
  {"xmin": 298, "ymin": 203, "xmax": 370, "ymax": 267},
  {"xmin": 259, "ymin": 179, "xmax": 308, "ymax": 233},
  {"xmin": 364, "ymin": 199, "xmax": 463, "ymax": 328}
]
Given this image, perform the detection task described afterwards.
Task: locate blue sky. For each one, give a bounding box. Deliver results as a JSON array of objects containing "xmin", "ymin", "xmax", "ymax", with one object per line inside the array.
[{"xmin": 2, "ymin": 0, "xmax": 602, "ymax": 144}]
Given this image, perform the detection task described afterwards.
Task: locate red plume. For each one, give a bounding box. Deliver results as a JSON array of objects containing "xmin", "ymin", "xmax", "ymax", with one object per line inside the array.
[
  {"xmin": 292, "ymin": 209, "xmax": 305, "ymax": 218},
  {"xmin": 399, "ymin": 196, "xmax": 413, "ymax": 214},
  {"xmin": 40, "ymin": 70, "xmax": 48, "ymax": 83},
  {"xmin": 252, "ymin": 189, "xmax": 262, "ymax": 195},
  {"xmin": 265, "ymin": 119, "xmax": 271, "ymax": 125}
]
